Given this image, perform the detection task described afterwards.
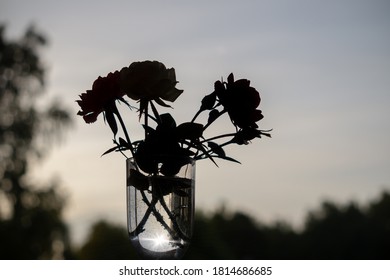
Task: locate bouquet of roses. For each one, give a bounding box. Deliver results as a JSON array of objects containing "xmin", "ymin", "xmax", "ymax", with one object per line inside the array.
[{"xmin": 77, "ymin": 60, "xmax": 270, "ymax": 171}]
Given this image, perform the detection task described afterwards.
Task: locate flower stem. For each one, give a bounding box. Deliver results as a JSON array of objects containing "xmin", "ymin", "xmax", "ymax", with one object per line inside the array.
[
  {"xmin": 114, "ymin": 105, "xmax": 135, "ymax": 157},
  {"xmin": 133, "ymin": 187, "xmax": 187, "ymax": 243},
  {"xmin": 159, "ymin": 194, "xmax": 190, "ymax": 241},
  {"xmin": 201, "ymin": 132, "xmax": 237, "ymax": 143},
  {"xmin": 144, "ymin": 103, "xmax": 148, "ymax": 140},
  {"xmin": 191, "ymin": 108, "xmax": 203, "ymax": 123},
  {"xmin": 150, "ymin": 101, "xmax": 162, "ymax": 124},
  {"xmin": 202, "ymin": 108, "xmax": 227, "ymax": 131},
  {"xmin": 132, "ymin": 193, "xmax": 155, "ymax": 235}
]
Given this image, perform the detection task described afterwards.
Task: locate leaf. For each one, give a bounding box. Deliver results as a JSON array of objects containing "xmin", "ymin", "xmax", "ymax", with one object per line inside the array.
[
  {"xmin": 218, "ymin": 156, "xmax": 241, "ymax": 164},
  {"xmin": 173, "ymin": 189, "xmax": 189, "ymax": 197},
  {"xmin": 150, "ymin": 176, "xmax": 192, "ymax": 197},
  {"xmin": 176, "ymin": 122, "xmax": 204, "ymax": 140},
  {"xmin": 208, "ymin": 109, "xmax": 220, "ymax": 125},
  {"xmin": 154, "ymin": 97, "xmax": 172, "ymax": 108},
  {"xmin": 119, "ymin": 137, "xmax": 129, "ymax": 148},
  {"xmin": 227, "ymin": 73, "xmax": 234, "ymax": 84},
  {"xmin": 153, "ymin": 176, "xmax": 192, "ymax": 189},
  {"xmin": 101, "ymin": 146, "xmax": 118, "ymax": 157},
  {"xmin": 208, "ymin": 141, "xmax": 226, "ymax": 157},
  {"xmin": 117, "ymin": 97, "xmax": 133, "ymax": 109},
  {"xmin": 260, "ymin": 129, "xmax": 273, "ymax": 138},
  {"xmin": 200, "ymin": 92, "xmax": 217, "ymax": 111},
  {"xmin": 128, "ymin": 169, "xmax": 149, "ymax": 191},
  {"xmin": 159, "ymin": 113, "xmax": 176, "ymax": 128},
  {"xmin": 104, "ymin": 109, "xmax": 118, "ymax": 136},
  {"xmin": 142, "ymin": 124, "xmax": 155, "ymax": 135},
  {"xmin": 195, "ymin": 141, "xmax": 218, "ymax": 167}
]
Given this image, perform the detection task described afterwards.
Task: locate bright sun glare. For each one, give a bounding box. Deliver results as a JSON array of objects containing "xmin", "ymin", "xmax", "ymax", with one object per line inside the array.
[{"xmin": 153, "ymin": 235, "xmax": 168, "ymax": 247}]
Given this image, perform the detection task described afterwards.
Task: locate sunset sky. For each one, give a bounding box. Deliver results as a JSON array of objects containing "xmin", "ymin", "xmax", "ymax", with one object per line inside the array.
[{"xmin": 1, "ymin": 0, "xmax": 389, "ymax": 244}]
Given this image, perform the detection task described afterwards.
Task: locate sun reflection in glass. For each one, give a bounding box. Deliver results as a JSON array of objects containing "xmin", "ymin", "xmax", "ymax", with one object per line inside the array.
[
  {"xmin": 153, "ymin": 234, "xmax": 169, "ymax": 248},
  {"xmin": 139, "ymin": 234, "xmax": 173, "ymax": 252}
]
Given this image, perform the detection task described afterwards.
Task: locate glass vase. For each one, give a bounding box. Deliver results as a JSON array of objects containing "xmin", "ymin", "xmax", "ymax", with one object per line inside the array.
[{"xmin": 126, "ymin": 156, "xmax": 195, "ymax": 259}]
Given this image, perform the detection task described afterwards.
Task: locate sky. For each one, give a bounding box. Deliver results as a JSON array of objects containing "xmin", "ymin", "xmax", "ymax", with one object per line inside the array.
[{"xmin": 1, "ymin": 0, "xmax": 390, "ymax": 244}]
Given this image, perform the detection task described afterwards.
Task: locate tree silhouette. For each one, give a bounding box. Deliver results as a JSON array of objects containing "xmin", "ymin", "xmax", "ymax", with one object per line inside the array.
[
  {"xmin": 0, "ymin": 25, "xmax": 72, "ymax": 259},
  {"xmin": 302, "ymin": 202, "xmax": 370, "ymax": 259},
  {"xmin": 76, "ymin": 220, "xmax": 137, "ymax": 260},
  {"xmin": 366, "ymin": 192, "xmax": 390, "ymax": 258}
]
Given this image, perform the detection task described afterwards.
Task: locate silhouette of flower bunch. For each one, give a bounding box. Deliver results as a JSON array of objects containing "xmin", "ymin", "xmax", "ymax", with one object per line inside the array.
[
  {"xmin": 77, "ymin": 60, "xmax": 271, "ymax": 178},
  {"xmin": 77, "ymin": 71, "xmax": 124, "ymax": 123}
]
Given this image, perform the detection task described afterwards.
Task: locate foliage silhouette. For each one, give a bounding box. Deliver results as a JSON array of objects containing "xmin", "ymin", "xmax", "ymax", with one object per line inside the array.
[
  {"xmin": 301, "ymin": 193, "xmax": 390, "ymax": 259},
  {"xmin": 0, "ymin": 25, "xmax": 72, "ymax": 259},
  {"xmin": 76, "ymin": 220, "xmax": 137, "ymax": 260},
  {"xmin": 76, "ymin": 191, "xmax": 390, "ymax": 259}
]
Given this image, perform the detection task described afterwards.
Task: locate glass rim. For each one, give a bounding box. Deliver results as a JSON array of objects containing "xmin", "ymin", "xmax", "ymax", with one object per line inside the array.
[{"xmin": 126, "ymin": 155, "xmax": 195, "ymax": 164}]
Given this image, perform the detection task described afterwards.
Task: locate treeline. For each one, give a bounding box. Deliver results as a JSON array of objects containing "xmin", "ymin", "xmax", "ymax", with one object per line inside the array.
[{"xmin": 76, "ymin": 191, "xmax": 390, "ymax": 259}]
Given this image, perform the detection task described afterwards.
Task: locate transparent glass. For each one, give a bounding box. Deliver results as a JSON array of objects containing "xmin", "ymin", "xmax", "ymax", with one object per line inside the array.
[{"xmin": 126, "ymin": 157, "xmax": 195, "ymax": 259}]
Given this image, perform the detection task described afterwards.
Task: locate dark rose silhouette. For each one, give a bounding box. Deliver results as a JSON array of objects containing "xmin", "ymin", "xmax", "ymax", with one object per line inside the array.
[
  {"xmin": 77, "ymin": 71, "xmax": 123, "ymax": 123},
  {"xmin": 215, "ymin": 73, "xmax": 263, "ymax": 129},
  {"xmin": 119, "ymin": 61, "xmax": 183, "ymax": 112}
]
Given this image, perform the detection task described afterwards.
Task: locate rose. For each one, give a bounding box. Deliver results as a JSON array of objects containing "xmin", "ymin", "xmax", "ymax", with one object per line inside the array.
[
  {"xmin": 119, "ymin": 61, "xmax": 183, "ymax": 107},
  {"xmin": 77, "ymin": 71, "xmax": 123, "ymax": 123},
  {"xmin": 215, "ymin": 73, "xmax": 263, "ymax": 129}
]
